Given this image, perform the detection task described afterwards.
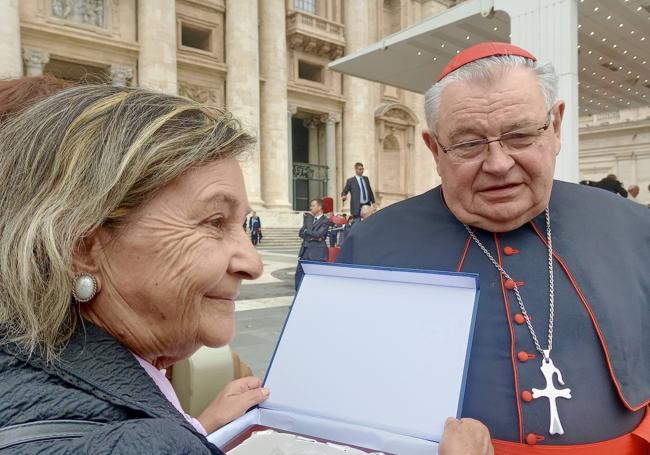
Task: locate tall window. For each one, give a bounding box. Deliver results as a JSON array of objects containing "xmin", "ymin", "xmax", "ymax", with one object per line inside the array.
[{"xmin": 294, "ymin": 0, "xmax": 317, "ymax": 14}]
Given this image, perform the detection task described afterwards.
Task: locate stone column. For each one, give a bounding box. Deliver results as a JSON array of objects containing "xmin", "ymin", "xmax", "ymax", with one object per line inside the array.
[
  {"xmin": 343, "ymin": 0, "xmax": 375, "ymax": 182},
  {"xmin": 137, "ymin": 0, "xmax": 177, "ymax": 94},
  {"xmin": 0, "ymin": 0, "xmax": 22, "ymax": 78},
  {"xmin": 260, "ymin": 0, "xmax": 291, "ymax": 210},
  {"xmin": 288, "ymin": 104, "xmax": 298, "ymax": 209},
  {"xmin": 508, "ymin": 0, "xmax": 579, "ymax": 182},
  {"xmin": 410, "ymin": 91, "xmax": 439, "ymax": 194},
  {"xmin": 322, "ymin": 113, "xmax": 340, "ymax": 201},
  {"xmin": 22, "ymin": 48, "xmax": 49, "ymax": 77},
  {"xmin": 226, "ymin": 0, "xmax": 262, "ymax": 206},
  {"xmin": 303, "ymin": 118, "xmax": 321, "ymax": 201},
  {"xmin": 304, "ymin": 118, "xmax": 320, "ymax": 164},
  {"xmin": 410, "ymin": 2, "xmax": 440, "ymax": 195},
  {"xmin": 110, "ymin": 65, "xmax": 134, "ymax": 87},
  {"xmin": 420, "ymin": 0, "xmax": 446, "ymax": 19}
]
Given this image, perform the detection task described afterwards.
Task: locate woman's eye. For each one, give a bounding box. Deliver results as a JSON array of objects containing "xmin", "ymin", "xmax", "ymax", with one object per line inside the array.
[{"xmin": 208, "ymin": 217, "xmax": 226, "ymax": 229}]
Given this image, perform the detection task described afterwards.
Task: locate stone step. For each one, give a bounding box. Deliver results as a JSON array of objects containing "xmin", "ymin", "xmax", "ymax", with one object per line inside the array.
[
  {"xmin": 257, "ymin": 242, "xmax": 302, "ymax": 246},
  {"xmin": 248, "ymin": 227, "xmax": 323, "ymax": 249}
]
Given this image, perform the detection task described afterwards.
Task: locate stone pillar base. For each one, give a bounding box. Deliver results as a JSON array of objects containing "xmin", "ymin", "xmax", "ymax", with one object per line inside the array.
[
  {"xmin": 264, "ymin": 201, "xmax": 294, "ymax": 211},
  {"xmin": 254, "ymin": 209, "xmax": 302, "ymax": 228}
]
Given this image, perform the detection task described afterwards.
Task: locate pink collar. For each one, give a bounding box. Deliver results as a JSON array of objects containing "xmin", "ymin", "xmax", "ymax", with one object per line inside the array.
[{"xmin": 131, "ymin": 352, "xmax": 207, "ymax": 436}]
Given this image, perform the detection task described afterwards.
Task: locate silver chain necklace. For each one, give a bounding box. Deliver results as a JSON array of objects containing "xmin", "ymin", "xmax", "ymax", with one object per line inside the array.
[{"xmin": 463, "ymin": 207, "xmax": 572, "ymax": 436}]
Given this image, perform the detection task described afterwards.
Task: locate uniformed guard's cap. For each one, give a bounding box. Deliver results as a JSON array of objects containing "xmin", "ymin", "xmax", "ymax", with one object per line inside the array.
[{"xmin": 437, "ymin": 42, "xmax": 536, "ymax": 82}]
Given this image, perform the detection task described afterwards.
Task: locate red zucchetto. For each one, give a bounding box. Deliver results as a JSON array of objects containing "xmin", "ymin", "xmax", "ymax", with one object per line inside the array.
[{"xmin": 437, "ymin": 42, "xmax": 537, "ymax": 82}]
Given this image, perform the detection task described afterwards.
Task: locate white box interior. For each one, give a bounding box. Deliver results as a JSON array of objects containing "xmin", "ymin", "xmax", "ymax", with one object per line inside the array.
[
  {"xmin": 210, "ymin": 262, "xmax": 479, "ymax": 454},
  {"xmin": 209, "ymin": 408, "xmax": 439, "ymax": 454}
]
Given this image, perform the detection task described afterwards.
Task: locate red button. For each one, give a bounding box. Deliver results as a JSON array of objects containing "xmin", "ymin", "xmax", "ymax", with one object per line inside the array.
[
  {"xmin": 514, "ymin": 313, "xmax": 526, "ymax": 325},
  {"xmin": 517, "ymin": 351, "xmax": 535, "ymax": 363},
  {"xmin": 521, "ymin": 390, "xmax": 534, "ymax": 402},
  {"xmin": 505, "ymin": 279, "xmax": 524, "ymax": 290},
  {"xmin": 504, "ymin": 246, "xmax": 519, "ymax": 256},
  {"xmin": 526, "ymin": 433, "xmax": 545, "ymax": 445}
]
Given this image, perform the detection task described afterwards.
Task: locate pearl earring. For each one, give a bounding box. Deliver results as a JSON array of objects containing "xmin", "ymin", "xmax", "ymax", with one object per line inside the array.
[{"xmin": 72, "ymin": 273, "xmax": 98, "ymax": 303}]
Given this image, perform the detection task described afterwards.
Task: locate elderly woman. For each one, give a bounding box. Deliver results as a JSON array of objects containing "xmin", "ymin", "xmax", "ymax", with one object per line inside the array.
[
  {"xmin": 0, "ymin": 85, "xmax": 268, "ymax": 453},
  {"xmin": 0, "ymin": 85, "xmax": 491, "ymax": 454}
]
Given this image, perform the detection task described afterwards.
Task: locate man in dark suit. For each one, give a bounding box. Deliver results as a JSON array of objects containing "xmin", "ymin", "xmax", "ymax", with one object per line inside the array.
[
  {"xmin": 341, "ymin": 162, "xmax": 375, "ymax": 219},
  {"xmin": 294, "ymin": 198, "xmax": 331, "ymax": 290},
  {"xmin": 248, "ymin": 211, "xmax": 261, "ymax": 245}
]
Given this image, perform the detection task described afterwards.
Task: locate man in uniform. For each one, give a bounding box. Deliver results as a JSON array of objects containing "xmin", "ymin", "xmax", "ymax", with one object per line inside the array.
[{"xmin": 337, "ymin": 42, "xmax": 650, "ymax": 453}]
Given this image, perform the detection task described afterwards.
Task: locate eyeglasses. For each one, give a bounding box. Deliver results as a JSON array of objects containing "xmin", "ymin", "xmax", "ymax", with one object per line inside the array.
[{"xmin": 436, "ymin": 110, "xmax": 553, "ymax": 163}]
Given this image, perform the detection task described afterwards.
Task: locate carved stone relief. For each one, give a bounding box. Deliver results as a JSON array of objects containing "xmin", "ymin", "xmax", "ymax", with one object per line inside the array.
[
  {"xmin": 178, "ymin": 83, "xmax": 223, "ymax": 106},
  {"xmin": 51, "ymin": 0, "xmax": 107, "ymax": 28},
  {"xmin": 375, "ymin": 103, "xmax": 418, "ymax": 128},
  {"xmin": 384, "ymin": 108, "xmax": 411, "ymax": 122},
  {"xmin": 288, "ymin": 34, "xmax": 344, "ymax": 59}
]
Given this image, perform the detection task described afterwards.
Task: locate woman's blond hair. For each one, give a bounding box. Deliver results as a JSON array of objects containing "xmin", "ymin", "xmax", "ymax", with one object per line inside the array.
[{"xmin": 0, "ymin": 85, "xmax": 254, "ymax": 361}]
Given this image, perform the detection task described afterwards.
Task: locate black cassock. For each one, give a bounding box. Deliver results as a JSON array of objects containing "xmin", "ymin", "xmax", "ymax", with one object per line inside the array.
[{"xmin": 337, "ymin": 180, "xmax": 650, "ymax": 446}]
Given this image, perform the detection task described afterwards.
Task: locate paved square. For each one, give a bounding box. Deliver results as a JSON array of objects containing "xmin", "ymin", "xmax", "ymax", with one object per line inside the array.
[{"xmin": 230, "ymin": 248, "xmax": 298, "ymax": 378}]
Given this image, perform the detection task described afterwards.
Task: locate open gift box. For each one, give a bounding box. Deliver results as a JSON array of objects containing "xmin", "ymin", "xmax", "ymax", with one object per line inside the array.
[{"xmin": 209, "ymin": 261, "xmax": 480, "ymax": 454}]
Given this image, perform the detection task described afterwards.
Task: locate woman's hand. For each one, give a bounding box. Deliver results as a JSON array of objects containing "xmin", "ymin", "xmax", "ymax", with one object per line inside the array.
[
  {"xmin": 439, "ymin": 417, "xmax": 494, "ymax": 455},
  {"xmin": 197, "ymin": 376, "xmax": 270, "ymax": 433}
]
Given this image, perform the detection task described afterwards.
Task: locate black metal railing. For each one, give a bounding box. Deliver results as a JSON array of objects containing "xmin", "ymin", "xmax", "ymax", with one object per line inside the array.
[{"xmin": 292, "ymin": 162, "xmax": 328, "ymax": 211}]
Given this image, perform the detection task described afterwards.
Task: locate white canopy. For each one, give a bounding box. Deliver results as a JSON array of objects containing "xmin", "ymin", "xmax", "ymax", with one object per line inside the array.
[{"xmin": 330, "ymin": 0, "xmax": 650, "ymax": 182}]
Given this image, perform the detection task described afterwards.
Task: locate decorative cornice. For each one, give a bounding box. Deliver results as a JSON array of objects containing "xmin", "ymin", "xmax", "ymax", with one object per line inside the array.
[
  {"xmin": 579, "ymin": 119, "xmax": 650, "ymax": 137},
  {"xmin": 287, "ymin": 83, "xmax": 346, "ymax": 105},
  {"xmin": 177, "ymin": 54, "xmax": 227, "ymax": 75},
  {"xmin": 181, "ymin": 0, "xmax": 226, "ymax": 13},
  {"xmin": 287, "ymin": 34, "xmax": 344, "ymax": 59},
  {"xmin": 20, "ymin": 21, "xmax": 139, "ymax": 56},
  {"xmin": 286, "ymin": 10, "xmax": 345, "ymax": 60}
]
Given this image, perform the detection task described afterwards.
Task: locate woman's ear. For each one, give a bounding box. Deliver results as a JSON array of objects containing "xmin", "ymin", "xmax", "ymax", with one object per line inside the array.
[{"xmin": 71, "ymin": 227, "xmax": 111, "ymax": 275}]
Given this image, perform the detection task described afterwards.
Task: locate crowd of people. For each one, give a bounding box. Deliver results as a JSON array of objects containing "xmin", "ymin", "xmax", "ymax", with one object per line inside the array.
[
  {"xmin": 244, "ymin": 161, "xmax": 377, "ymax": 251},
  {"xmin": 581, "ymin": 174, "xmax": 650, "ymax": 208},
  {"xmin": 293, "ymin": 163, "xmax": 379, "ymax": 289}
]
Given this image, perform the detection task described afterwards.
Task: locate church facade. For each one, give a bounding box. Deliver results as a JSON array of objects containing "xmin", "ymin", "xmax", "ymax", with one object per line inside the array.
[{"xmin": 1, "ymin": 0, "xmax": 648, "ymax": 227}]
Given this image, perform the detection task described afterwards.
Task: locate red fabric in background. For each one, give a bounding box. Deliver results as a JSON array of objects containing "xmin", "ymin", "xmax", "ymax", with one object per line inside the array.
[
  {"xmin": 322, "ymin": 197, "xmax": 333, "ymax": 214},
  {"xmin": 328, "ymin": 247, "xmax": 340, "ymax": 263},
  {"xmin": 330, "ymin": 215, "xmax": 347, "ymax": 225}
]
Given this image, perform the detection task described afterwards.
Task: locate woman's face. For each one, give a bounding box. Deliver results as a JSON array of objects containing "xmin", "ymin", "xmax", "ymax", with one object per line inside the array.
[{"xmin": 81, "ymin": 158, "xmax": 263, "ymax": 367}]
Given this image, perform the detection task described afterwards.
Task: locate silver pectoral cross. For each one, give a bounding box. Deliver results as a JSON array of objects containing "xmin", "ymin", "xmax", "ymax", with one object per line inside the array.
[{"xmin": 531, "ymin": 350, "xmax": 572, "ymax": 435}]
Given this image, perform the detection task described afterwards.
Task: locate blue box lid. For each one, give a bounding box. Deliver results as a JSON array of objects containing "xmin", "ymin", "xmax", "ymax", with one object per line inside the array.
[{"xmin": 260, "ymin": 261, "xmax": 480, "ymax": 443}]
